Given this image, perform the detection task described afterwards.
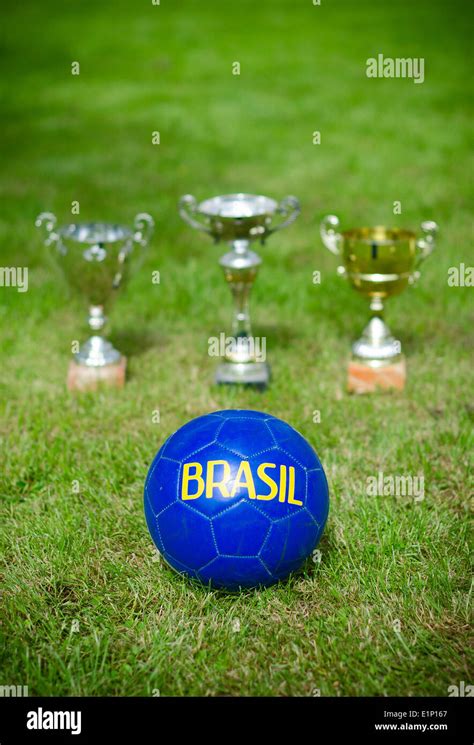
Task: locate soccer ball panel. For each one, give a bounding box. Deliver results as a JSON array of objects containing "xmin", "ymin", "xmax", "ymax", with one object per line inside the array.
[
  {"xmin": 264, "ymin": 418, "xmax": 321, "ymax": 471},
  {"xmin": 306, "ymin": 468, "xmax": 330, "ymax": 527},
  {"xmin": 260, "ymin": 510, "xmax": 320, "ymax": 577},
  {"xmin": 145, "ymin": 457, "xmax": 181, "ymax": 517},
  {"xmin": 212, "ymin": 501, "xmax": 271, "ymax": 556},
  {"xmin": 157, "ymin": 502, "xmax": 217, "ymax": 571},
  {"xmin": 160, "ymin": 413, "xmax": 224, "ymax": 461},
  {"xmin": 217, "ymin": 417, "xmax": 275, "ymax": 457},
  {"xmin": 197, "ymin": 556, "xmax": 273, "ymax": 590}
]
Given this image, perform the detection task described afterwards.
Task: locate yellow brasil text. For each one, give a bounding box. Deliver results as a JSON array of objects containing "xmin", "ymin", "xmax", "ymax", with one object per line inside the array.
[{"xmin": 181, "ymin": 460, "xmax": 302, "ymax": 505}]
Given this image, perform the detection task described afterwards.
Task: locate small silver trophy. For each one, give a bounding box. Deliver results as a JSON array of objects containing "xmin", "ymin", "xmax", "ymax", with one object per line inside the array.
[
  {"xmin": 36, "ymin": 213, "xmax": 154, "ymax": 382},
  {"xmin": 179, "ymin": 193, "xmax": 300, "ymax": 385}
]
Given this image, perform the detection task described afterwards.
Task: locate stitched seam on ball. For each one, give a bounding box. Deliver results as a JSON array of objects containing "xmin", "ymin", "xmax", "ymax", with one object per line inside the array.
[
  {"xmin": 259, "ymin": 557, "xmax": 276, "ymax": 578},
  {"xmin": 177, "ymin": 421, "xmax": 226, "ymax": 460},
  {"xmin": 155, "ymin": 518, "xmax": 164, "ymax": 551},
  {"xmin": 146, "ymin": 454, "xmax": 181, "ymax": 486},
  {"xmin": 155, "ymin": 501, "xmax": 177, "ymax": 520},
  {"xmin": 174, "ymin": 439, "xmax": 219, "ymax": 459},
  {"xmin": 209, "ymin": 521, "xmax": 219, "ymax": 554},
  {"xmin": 302, "ymin": 505, "xmax": 320, "ymax": 529},
  {"xmin": 208, "ymin": 497, "xmax": 246, "ymax": 519},
  {"xmin": 218, "ymin": 553, "xmax": 266, "ymax": 559},
  {"xmin": 258, "ymin": 557, "xmax": 274, "ymax": 577},
  {"xmin": 164, "ymin": 551, "xmax": 195, "ymax": 574},
  {"xmin": 145, "ymin": 489, "xmax": 160, "ymax": 518},
  {"xmin": 197, "ymin": 555, "xmax": 219, "ymax": 573},
  {"xmin": 257, "ymin": 522, "xmax": 273, "ymax": 555},
  {"xmin": 276, "ymin": 446, "xmax": 314, "ymax": 471},
  {"xmin": 269, "ymin": 511, "xmax": 293, "ymax": 523},
  {"xmin": 218, "ymin": 443, "xmax": 278, "ymax": 459},
  {"xmin": 247, "ymin": 500, "xmax": 282, "ymax": 520},
  {"xmin": 180, "ymin": 501, "xmax": 214, "ymax": 520},
  {"xmin": 263, "ymin": 419, "xmax": 280, "ymax": 446},
  {"xmin": 215, "ymin": 409, "xmax": 266, "ymax": 422}
]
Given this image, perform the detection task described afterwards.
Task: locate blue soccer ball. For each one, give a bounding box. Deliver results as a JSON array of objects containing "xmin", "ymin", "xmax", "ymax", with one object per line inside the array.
[{"xmin": 144, "ymin": 409, "xmax": 329, "ymax": 590}]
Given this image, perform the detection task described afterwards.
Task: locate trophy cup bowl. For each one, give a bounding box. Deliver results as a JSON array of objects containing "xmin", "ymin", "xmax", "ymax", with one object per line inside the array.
[
  {"xmin": 35, "ymin": 212, "xmax": 154, "ymax": 369},
  {"xmin": 179, "ymin": 193, "xmax": 300, "ymax": 385},
  {"xmin": 320, "ymin": 215, "xmax": 438, "ymax": 382}
]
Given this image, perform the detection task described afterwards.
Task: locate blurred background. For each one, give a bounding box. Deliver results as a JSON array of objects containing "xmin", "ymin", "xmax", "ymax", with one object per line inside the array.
[{"xmin": 1, "ymin": 0, "xmax": 472, "ymax": 379}]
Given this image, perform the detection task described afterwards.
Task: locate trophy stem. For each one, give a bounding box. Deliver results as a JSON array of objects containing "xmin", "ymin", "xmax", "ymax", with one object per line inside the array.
[
  {"xmin": 75, "ymin": 305, "xmax": 122, "ymax": 367},
  {"xmin": 221, "ymin": 244, "xmax": 259, "ymax": 361},
  {"xmin": 352, "ymin": 297, "xmax": 402, "ymax": 366},
  {"xmin": 369, "ymin": 296, "xmax": 384, "ymax": 316},
  {"xmin": 88, "ymin": 305, "xmax": 107, "ymax": 332},
  {"xmin": 216, "ymin": 241, "xmax": 269, "ymax": 385},
  {"xmin": 230, "ymin": 276, "xmax": 253, "ymax": 340}
]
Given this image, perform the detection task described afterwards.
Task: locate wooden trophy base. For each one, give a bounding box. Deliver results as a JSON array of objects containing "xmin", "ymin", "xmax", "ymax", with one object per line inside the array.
[
  {"xmin": 347, "ymin": 356, "xmax": 406, "ymax": 394},
  {"xmin": 67, "ymin": 357, "xmax": 127, "ymax": 392}
]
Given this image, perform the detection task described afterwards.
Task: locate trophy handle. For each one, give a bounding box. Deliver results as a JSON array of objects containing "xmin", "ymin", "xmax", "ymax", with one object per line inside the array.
[
  {"xmin": 320, "ymin": 214, "xmax": 342, "ymax": 255},
  {"xmin": 133, "ymin": 212, "xmax": 155, "ymax": 247},
  {"xmin": 35, "ymin": 212, "xmax": 59, "ymax": 246},
  {"xmin": 267, "ymin": 195, "xmax": 300, "ymax": 236},
  {"xmin": 179, "ymin": 194, "xmax": 212, "ymax": 234},
  {"xmin": 416, "ymin": 220, "xmax": 438, "ymax": 264}
]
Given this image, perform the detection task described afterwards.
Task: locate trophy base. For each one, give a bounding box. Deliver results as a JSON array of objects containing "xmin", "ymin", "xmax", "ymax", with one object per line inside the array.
[
  {"xmin": 67, "ymin": 357, "xmax": 127, "ymax": 392},
  {"xmin": 347, "ymin": 356, "xmax": 406, "ymax": 394},
  {"xmin": 75, "ymin": 335, "xmax": 122, "ymax": 367},
  {"xmin": 215, "ymin": 361, "xmax": 270, "ymax": 387}
]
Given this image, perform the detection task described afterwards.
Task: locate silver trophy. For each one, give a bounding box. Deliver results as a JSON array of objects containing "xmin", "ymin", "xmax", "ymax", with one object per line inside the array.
[
  {"xmin": 36, "ymin": 212, "xmax": 154, "ymax": 367},
  {"xmin": 179, "ymin": 193, "xmax": 300, "ymax": 385}
]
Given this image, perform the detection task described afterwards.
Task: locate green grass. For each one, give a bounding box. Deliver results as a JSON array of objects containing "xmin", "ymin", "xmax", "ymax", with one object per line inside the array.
[{"xmin": 0, "ymin": 0, "xmax": 472, "ymax": 696}]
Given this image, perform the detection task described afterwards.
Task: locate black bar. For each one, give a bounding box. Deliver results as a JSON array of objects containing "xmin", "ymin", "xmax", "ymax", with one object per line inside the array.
[{"xmin": 0, "ymin": 696, "xmax": 470, "ymax": 743}]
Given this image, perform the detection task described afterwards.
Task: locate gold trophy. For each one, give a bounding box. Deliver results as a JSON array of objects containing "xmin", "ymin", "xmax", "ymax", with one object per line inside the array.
[{"xmin": 320, "ymin": 215, "xmax": 438, "ymax": 392}]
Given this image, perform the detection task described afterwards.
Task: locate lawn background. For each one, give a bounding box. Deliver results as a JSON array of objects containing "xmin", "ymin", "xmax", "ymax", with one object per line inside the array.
[{"xmin": 0, "ymin": 0, "xmax": 472, "ymax": 696}]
